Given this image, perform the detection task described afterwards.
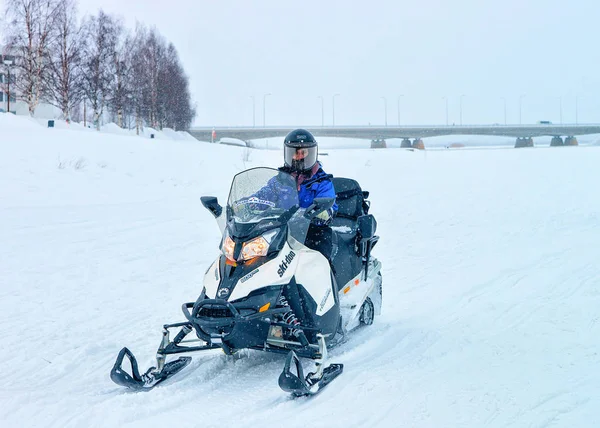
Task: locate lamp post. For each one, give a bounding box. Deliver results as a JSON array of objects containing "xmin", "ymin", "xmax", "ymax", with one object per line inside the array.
[
  {"xmin": 397, "ymin": 94, "xmax": 404, "ymax": 126},
  {"xmin": 442, "ymin": 96, "xmax": 448, "ymax": 125},
  {"xmin": 576, "ymin": 95, "xmax": 580, "ymax": 124},
  {"xmin": 250, "ymin": 95, "xmax": 255, "ymax": 127},
  {"xmin": 4, "ymin": 59, "xmax": 13, "ymax": 113},
  {"xmin": 262, "ymin": 93, "xmax": 271, "ymax": 127},
  {"xmin": 559, "ymin": 96, "xmax": 563, "ymax": 124},
  {"xmin": 332, "ymin": 93, "xmax": 340, "ymax": 126},
  {"xmin": 381, "ymin": 96, "xmax": 387, "ymax": 126},
  {"xmin": 459, "ymin": 94, "xmax": 465, "ymax": 125},
  {"xmin": 500, "ymin": 97, "xmax": 507, "ymax": 125},
  {"xmin": 519, "ymin": 94, "xmax": 526, "ymax": 125},
  {"xmin": 317, "ymin": 96, "xmax": 324, "ymax": 126}
]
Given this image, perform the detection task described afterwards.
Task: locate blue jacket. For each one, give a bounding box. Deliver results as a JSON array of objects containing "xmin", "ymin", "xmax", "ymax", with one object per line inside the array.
[
  {"xmin": 294, "ymin": 167, "xmax": 339, "ymax": 216},
  {"xmin": 252, "ymin": 164, "xmax": 338, "ymax": 223}
]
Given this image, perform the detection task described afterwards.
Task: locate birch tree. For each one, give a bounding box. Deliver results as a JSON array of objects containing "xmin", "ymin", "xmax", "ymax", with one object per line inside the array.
[
  {"xmin": 44, "ymin": 0, "xmax": 83, "ymax": 120},
  {"xmin": 3, "ymin": 0, "xmax": 61, "ymax": 115},
  {"xmin": 158, "ymin": 42, "xmax": 195, "ymax": 131},
  {"xmin": 106, "ymin": 29, "xmax": 132, "ymax": 128},
  {"xmin": 80, "ymin": 9, "xmax": 120, "ymax": 129},
  {"xmin": 128, "ymin": 24, "xmax": 149, "ymax": 134}
]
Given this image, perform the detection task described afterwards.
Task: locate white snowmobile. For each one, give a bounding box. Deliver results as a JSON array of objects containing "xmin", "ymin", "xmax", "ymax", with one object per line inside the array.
[{"xmin": 110, "ymin": 167, "xmax": 382, "ymax": 396}]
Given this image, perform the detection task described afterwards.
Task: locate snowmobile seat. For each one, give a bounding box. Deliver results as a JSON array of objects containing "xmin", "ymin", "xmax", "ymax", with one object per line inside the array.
[
  {"xmin": 331, "ymin": 177, "xmax": 370, "ymax": 231},
  {"xmin": 330, "ymin": 177, "xmax": 371, "ymax": 289}
]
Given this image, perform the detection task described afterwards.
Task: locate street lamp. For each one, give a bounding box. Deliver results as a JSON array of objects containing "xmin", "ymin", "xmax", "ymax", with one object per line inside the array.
[
  {"xmin": 381, "ymin": 96, "xmax": 387, "ymax": 126},
  {"xmin": 317, "ymin": 96, "xmax": 324, "ymax": 126},
  {"xmin": 519, "ymin": 94, "xmax": 526, "ymax": 125},
  {"xmin": 3, "ymin": 59, "xmax": 13, "ymax": 113},
  {"xmin": 459, "ymin": 94, "xmax": 465, "ymax": 125},
  {"xmin": 397, "ymin": 95, "xmax": 404, "ymax": 126},
  {"xmin": 442, "ymin": 96, "xmax": 448, "ymax": 125},
  {"xmin": 250, "ymin": 95, "xmax": 255, "ymax": 127},
  {"xmin": 332, "ymin": 93, "xmax": 340, "ymax": 126},
  {"xmin": 559, "ymin": 96, "xmax": 563, "ymax": 124},
  {"xmin": 576, "ymin": 95, "xmax": 580, "ymax": 124},
  {"xmin": 500, "ymin": 97, "xmax": 507, "ymax": 125},
  {"xmin": 263, "ymin": 93, "xmax": 271, "ymax": 127}
]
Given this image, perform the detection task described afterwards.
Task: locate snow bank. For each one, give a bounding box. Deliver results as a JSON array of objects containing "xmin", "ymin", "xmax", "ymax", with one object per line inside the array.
[
  {"xmin": 1, "ymin": 112, "xmax": 195, "ymax": 144},
  {"xmin": 1, "ymin": 111, "xmax": 600, "ymax": 428}
]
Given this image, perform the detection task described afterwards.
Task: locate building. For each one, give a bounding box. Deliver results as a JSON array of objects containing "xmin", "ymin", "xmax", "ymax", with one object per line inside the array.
[
  {"xmin": 1, "ymin": 49, "xmax": 65, "ymax": 118},
  {"xmin": 0, "ymin": 53, "xmax": 18, "ymax": 113}
]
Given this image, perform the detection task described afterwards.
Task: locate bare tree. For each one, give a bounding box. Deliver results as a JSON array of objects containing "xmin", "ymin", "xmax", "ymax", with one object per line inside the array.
[
  {"xmin": 127, "ymin": 24, "xmax": 149, "ymax": 134},
  {"xmin": 128, "ymin": 24, "xmax": 177, "ymax": 134},
  {"xmin": 106, "ymin": 29, "xmax": 132, "ymax": 128},
  {"xmin": 140, "ymin": 27, "xmax": 165, "ymax": 129},
  {"xmin": 130, "ymin": 27, "xmax": 195, "ymax": 132},
  {"xmin": 3, "ymin": 0, "xmax": 61, "ymax": 115},
  {"xmin": 43, "ymin": 0, "xmax": 83, "ymax": 121},
  {"xmin": 158, "ymin": 43, "xmax": 195, "ymax": 131},
  {"xmin": 2, "ymin": 2, "xmax": 195, "ymax": 129},
  {"xmin": 80, "ymin": 9, "xmax": 120, "ymax": 130}
]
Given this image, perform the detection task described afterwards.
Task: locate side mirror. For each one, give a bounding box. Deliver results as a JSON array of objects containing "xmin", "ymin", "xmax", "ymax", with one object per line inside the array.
[
  {"xmin": 358, "ymin": 214, "xmax": 377, "ymax": 239},
  {"xmin": 304, "ymin": 197, "xmax": 335, "ymax": 219},
  {"xmin": 200, "ymin": 196, "xmax": 222, "ymax": 218}
]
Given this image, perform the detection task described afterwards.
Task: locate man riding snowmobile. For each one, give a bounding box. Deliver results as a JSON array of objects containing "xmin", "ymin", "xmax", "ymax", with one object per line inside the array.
[
  {"xmin": 109, "ymin": 130, "xmax": 382, "ymax": 397},
  {"xmin": 253, "ymin": 129, "xmax": 338, "ymax": 263}
]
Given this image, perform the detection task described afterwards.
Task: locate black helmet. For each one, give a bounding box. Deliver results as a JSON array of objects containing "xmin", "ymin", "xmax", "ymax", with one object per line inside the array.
[{"xmin": 283, "ymin": 129, "xmax": 318, "ymax": 172}]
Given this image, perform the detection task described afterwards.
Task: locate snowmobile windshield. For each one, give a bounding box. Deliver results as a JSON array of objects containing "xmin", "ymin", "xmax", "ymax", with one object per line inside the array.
[
  {"xmin": 227, "ymin": 167, "xmax": 312, "ymax": 248},
  {"xmin": 228, "ymin": 168, "xmax": 299, "ymax": 226}
]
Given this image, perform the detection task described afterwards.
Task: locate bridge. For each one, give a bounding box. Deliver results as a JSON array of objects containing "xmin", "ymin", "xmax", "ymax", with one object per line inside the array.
[{"xmin": 188, "ymin": 125, "xmax": 600, "ymax": 148}]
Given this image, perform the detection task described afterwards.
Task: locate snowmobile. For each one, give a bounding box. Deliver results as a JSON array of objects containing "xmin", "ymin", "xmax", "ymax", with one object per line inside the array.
[{"xmin": 110, "ymin": 167, "xmax": 382, "ymax": 396}]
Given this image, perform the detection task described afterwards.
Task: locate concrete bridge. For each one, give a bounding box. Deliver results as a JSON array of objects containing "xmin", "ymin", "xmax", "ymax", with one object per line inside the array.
[{"xmin": 188, "ymin": 125, "xmax": 600, "ymax": 148}]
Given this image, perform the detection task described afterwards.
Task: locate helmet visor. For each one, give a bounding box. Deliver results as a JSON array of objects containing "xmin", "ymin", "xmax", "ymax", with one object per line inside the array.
[{"xmin": 284, "ymin": 146, "xmax": 317, "ymax": 171}]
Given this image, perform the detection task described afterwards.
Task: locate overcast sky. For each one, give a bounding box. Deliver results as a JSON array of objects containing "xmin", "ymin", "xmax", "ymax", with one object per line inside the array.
[{"xmin": 9, "ymin": 0, "xmax": 600, "ymax": 127}]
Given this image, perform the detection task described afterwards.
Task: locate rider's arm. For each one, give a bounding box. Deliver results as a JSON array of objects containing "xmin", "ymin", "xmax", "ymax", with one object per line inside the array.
[
  {"xmin": 250, "ymin": 177, "xmax": 283, "ymax": 206},
  {"xmin": 312, "ymin": 180, "xmax": 338, "ymax": 224}
]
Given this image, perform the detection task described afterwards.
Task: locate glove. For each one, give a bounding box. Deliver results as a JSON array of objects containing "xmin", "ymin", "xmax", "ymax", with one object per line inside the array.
[
  {"xmin": 316, "ymin": 210, "xmax": 331, "ymax": 221},
  {"xmin": 313, "ymin": 209, "xmax": 332, "ymax": 226}
]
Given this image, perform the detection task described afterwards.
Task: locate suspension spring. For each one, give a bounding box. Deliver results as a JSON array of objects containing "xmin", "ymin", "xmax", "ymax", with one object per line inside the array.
[{"xmin": 278, "ymin": 295, "xmax": 301, "ymax": 336}]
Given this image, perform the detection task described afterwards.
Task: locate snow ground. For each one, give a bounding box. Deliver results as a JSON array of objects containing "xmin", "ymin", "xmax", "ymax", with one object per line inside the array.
[{"xmin": 1, "ymin": 113, "xmax": 600, "ymax": 427}]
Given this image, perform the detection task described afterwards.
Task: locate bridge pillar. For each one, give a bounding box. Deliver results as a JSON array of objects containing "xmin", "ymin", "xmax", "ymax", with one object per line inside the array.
[
  {"xmin": 564, "ymin": 136, "xmax": 579, "ymax": 146},
  {"xmin": 550, "ymin": 136, "xmax": 563, "ymax": 147},
  {"xmin": 400, "ymin": 138, "xmax": 412, "ymax": 148},
  {"xmin": 412, "ymin": 138, "xmax": 425, "ymax": 150},
  {"xmin": 370, "ymin": 139, "xmax": 387, "ymax": 148},
  {"xmin": 515, "ymin": 137, "xmax": 533, "ymax": 148}
]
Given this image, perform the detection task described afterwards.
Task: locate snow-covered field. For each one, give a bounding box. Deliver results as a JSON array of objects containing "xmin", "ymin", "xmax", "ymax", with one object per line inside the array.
[{"xmin": 1, "ymin": 113, "xmax": 599, "ymax": 427}]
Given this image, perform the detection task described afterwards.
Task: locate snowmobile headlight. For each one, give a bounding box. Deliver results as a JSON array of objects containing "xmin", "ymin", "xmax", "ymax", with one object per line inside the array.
[
  {"xmin": 240, "ymin": 236, "xmax": 270, "ymax": 260},
  {"xmin": 239, "ymin": 230, "xmax": 278, "ymax": 261},
  {"xmin": 223, "ymin": 235, "xmax": 236, "ymax": 261}
]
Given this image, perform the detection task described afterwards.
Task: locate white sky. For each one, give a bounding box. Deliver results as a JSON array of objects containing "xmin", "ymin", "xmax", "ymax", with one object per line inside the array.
[{"xmin": 6, "ymin": 0, "xmax": 600, "ymax": 126}]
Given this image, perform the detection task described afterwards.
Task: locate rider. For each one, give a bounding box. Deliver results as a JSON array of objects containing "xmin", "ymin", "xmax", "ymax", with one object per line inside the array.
[
  {"xmin": 248, "ymin": 129, "xmax": 338, "ymax": 261},
  {"xmin": 279, "ymin": 129, "xmax": 338, "ymax": 261}
]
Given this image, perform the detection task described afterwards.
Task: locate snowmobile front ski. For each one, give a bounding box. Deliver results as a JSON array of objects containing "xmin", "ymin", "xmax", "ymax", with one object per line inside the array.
[
  {"xmin": 110, "ymin": 322, "xmax": 219, "ymax": 391},
  {"xmin": 110, "ymin": 347, "xmax": 191, "ymax": 391},
  {"xmin": 278, "ymin": 334, "xmax": 343, "ymax": 397}
]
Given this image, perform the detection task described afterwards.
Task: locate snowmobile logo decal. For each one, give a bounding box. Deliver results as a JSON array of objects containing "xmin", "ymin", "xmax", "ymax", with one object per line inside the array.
[
  {"xmin": 319, "ymin": 288, "xmax": 331, "ymax": 311},
  {"xmin": 234, "ymin": 196, "xmax": 276, "ymax": 208},
  {"xmin": 217, "ymin": 288, "xmax": 230, "ymax": 298},
  {"xmin": 277, "ymin": 250, "xmax": 296, "ymax": 277},
  {"xmin": 240, "ymin": 268, "xmax": 259, "ymax": 283}
]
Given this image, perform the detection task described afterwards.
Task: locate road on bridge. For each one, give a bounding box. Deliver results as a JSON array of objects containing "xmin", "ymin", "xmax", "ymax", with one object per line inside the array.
[{"xmin": 188, "ymin": 124, "xmax": 600, "ymax": 144}]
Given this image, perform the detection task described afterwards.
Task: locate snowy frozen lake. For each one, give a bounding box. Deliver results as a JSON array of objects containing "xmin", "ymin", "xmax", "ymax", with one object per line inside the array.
[{"xmin": 1, "ymin": 114, "xmax": 599, "ymax": 427}]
